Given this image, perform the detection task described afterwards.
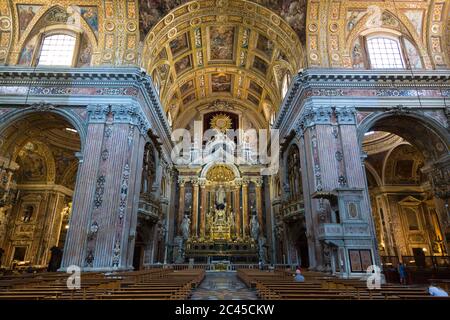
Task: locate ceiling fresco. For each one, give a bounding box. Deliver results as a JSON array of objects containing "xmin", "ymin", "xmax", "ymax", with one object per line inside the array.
[
  {"xmin": 138, "ymin": 0, "xmax": 306, "ymax": 43},
  {"xmin": 141, "ymin": 0, "xmax": 304, "ymax": 128}
]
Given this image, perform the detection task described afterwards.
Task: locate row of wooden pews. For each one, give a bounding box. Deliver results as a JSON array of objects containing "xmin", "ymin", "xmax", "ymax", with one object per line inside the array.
[
  {"xmin": 237, "ymin": 269, "xmax": 450, "ymax": 300},
  {"xmin": 0, "ymin": 268, "xmax": 205, "ymax": 300}
]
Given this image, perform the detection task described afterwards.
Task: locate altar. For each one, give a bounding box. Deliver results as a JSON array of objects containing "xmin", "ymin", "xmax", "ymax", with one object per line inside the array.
[{"xmin": 177, "ymin": 162, "xmax": 264, "ymax": 264}]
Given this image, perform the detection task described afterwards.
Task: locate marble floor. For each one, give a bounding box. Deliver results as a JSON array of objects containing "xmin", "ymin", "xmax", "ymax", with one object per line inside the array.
[{"xmin": 190, "ymin": 272, "xmax": 258, "ymax": 300}]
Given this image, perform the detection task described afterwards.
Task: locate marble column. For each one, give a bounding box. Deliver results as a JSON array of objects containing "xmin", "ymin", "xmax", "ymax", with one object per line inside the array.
[
  {"xmin": 177, "ymin": 180, "xmax": 186, "ymax": 236},
  {"xmin": 255, "ymin": 178, "xmax": 264, "ymax": 233},
  {"xmin": 234, "ymin": 185, "xmax": 241, "ymax": 239},
  {"xmin": 191, "ymin": 180, "xmax": 199, "ymax": 238},
  {"xmin": 242, "ymin": 181, "xmax": 249, "ymax": 238},
  {"xmin": 61, "ymin": 104, "xmax": 149, "ymax": 271},
  {"xmin": 199, "ymin": 183, "xmax": 207, "ymax": 239}
]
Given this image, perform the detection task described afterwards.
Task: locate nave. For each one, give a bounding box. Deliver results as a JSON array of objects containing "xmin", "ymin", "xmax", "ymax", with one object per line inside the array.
[{"xmin": 0, "ymin": 267, "xmax": 449, "ymax": 300}]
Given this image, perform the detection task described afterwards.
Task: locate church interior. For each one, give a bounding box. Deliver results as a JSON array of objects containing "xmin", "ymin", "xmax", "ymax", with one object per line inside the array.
[{"xmin": 0, "ymin": 0, "xmax": 449, "ymax": 300}]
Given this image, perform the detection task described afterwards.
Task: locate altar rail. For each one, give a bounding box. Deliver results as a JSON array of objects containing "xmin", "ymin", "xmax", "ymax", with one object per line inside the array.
[{"xmin": 143, "ymin": 264, "xmax": 296, "ymax": 271}]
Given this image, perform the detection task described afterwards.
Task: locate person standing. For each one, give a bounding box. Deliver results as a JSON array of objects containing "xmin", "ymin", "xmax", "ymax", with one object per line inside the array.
[
  {"xmin": 398, "ymin": 262, "xmax": 407, "ymax": 285},
  {"xmin": 294, "ymin": 266, "xmax": 305, "ymax": 282}
]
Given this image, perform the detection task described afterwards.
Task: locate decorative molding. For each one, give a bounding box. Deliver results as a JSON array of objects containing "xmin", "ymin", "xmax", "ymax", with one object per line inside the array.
[
  {"xmin": 274, "ymin": 69, "xmax": 450, "ymax": 131},
  {"xmin": 87, "ymin": 104, "xmax": 109, "ymax": 123},
  {"xmin": 93, "ymin": 175, "xmax": 106, "ymax": 208},
  {"xmin": 29, "ymin": 102, "xmax": 55, "ymax": 112},
  {"xmin": 335, "ymin": 106, "xmax": 356, "ymax": 125}
]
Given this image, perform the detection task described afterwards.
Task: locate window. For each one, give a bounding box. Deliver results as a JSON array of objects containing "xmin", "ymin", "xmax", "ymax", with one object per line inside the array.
[
  {"xmin": 367, "ymin": 37, "xmax": 404, "ymax": 69},
  {"xmin": 281, "ymin": 73, "xmax": 291, "ymax": 99},
  {"xmin": 38, "ymin": 34, "xmax": 77, "ymax": 66}
]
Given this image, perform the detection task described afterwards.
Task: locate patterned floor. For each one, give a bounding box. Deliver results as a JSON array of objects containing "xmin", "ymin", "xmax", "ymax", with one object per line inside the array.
[{"xmin": 190, "ymin": 271, "xmax": 258, "ymax": 300}]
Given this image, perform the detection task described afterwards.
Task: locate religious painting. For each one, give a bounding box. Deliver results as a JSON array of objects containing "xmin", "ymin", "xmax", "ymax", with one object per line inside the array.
[
  {"xmin": 22, "ymin": 205, "xmax": 34, "ymax": 222},
  {"xmin": 17, "ymin": 5, "xmax": 41, "ymax": 34},
  {"xmin": 157, "ymin": 63, "xmax": 170, "ymax": 80},
  {"xmin": 404, "ymin": 38, "xmax": 422, "ymax": 69},
  {"xmin": 180, "ymin": 79, "xmax": 194, "ymax": 95},
  {"xmin": 17, "ymin": 144, "xmax": 46, "ymax": 182},
  {"xmin": 395, "ymin": 160, "xmax": 414, "ymax": 180},
  {"xmin": 347, "ymin": 202, "xmax": 359, "ymax": 219},
  {"xmin": 360, "ymin": 250, "xmax": 373, "ymax": 271},
  {"xmin": 249, "ymin": 81, "xmax": 263, "ymax": 97},
  {"xmin": 169, "ymin": 32, "xmax": 190, "ymax": 57},
  {"xmin": 138, "ymin": 0, "xmax": 190, "ymax": 40},
  {"xmin": 18, "ymin": 38, "xmax": 36, "ymax": 66},
  {"xmin": 211, "ymin": 73, "xmax": 232, "ymax": 93},
  {"xmin": 252, "ymin": 56, "xmax": 268, "ymax": 75},
  {"xmin": 348, "ymin": 249, "xmax": 363, "ymax": 272},
  {"xmin": 44, "ymin": 6, "xmax": 71, "ymax": 24},
  {"xmin": 174, "ymin": 55, "xmax": 192, "ymax": 75},
  {"xmin": 77, "ymin": 36, "xmax": 92, "ymax": 67},
  {"xmin": 182, "ymin": 92, "xmax": 195, "ymax": 105},
  {"xmin": 158, "ymin": 48, "xmax": 167, "ymax": 60},
  {"xmin": 209, "ymin": 26, "xmax": 235, "ymax": 61},
  {"xmin": 12, "ymin": 246, "xmax": 27, "ymax": 261},
  {"xmin": 247, "ymin": 93, "xmax": 260, "ymax": 106},
  {"xmin": 346, "ymin": 10, "xmax": 366, "ymax": 32},
  {"xmin": 403, "ymin": 10, "xmax": 423, "ymax": 36},
  {"xmin": 80, "ymin": 6, "xmax": 99, "ymax": 36},
  {"xmin": 381, "ymin": 11, "xmax": 399, "ymax": 28},
  {"xmin": 256, "ymin": 34, "xmax": 274, "ymax": 58},
  {"xmin": 278, "ymin": 0, "xmax": 307, "ymax": 43},
  {"xmin": 351, "ymin": 38, "xmax": 365, "ymax": 69}
]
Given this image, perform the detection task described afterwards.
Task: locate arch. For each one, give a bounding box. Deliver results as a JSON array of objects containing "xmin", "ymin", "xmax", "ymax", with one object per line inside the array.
[
  {"xmin": 0, "ymin": 108, "xmax": 87, "ymax": 153},
  {"xmin": 200, "ymin": 161, "xmax": 241, "ymax": 180},
  {"xmin": 357, "ymin": 111, "xmax": 449, "ymax": 163},
  {"xmin": 141, "ymin": 0, "xmax": 305, "ymax": 129},
  {"xmin": 365, "ymin": 162, "xmax": 382, "ymax": 188},
  {"xmin": 14, "ymin": 5, "xmax": 98, "ymax": 66}
]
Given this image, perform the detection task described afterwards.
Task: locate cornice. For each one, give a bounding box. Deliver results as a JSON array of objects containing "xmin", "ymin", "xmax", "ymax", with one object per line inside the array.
[
  {"xmin": 274, "ymin": 68, "xmax": 450, "ymax": 130},
  {"xmin": 0, "ymin": 66, "xmax": 174, "ymax": 160}
]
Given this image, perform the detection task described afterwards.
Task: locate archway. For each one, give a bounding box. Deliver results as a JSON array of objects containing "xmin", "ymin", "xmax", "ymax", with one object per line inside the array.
[
  {"xmin": 360, "ymin": 113, "xmax": 450, "ymax": 271},
  {"xmin": 282, "ymin": 143, "xmax": 309, "ymax": 268},
  {"xmin": 0, "ymin": 111, "xmax": 81, "ymax": 270}
]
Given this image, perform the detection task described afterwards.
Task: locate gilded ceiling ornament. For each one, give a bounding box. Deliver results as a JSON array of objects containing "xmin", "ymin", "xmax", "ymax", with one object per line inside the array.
[
  {"xmin": 206, "ymin": 165, "xmax": 235, "ymax": 182},
  {"xmin": 210, "ymin": 113, "xmax": 232, "ymax": 132}
]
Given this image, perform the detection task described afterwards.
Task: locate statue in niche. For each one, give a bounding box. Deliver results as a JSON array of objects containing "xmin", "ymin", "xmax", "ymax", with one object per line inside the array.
[
  {"xmin": 250, "ymin": 214, "xmax": 260, "ymax": 241},
  {"xmin": 22, "ymin": 205, "xmax": 33, "ymax": 222},
  {"xmin": 181, "ymin": 214, "xmax": 190, "ymax": 240},
  {"xmin": 215, "ymin": 185, "xmax": 226, "ymax": 210},
  {"xmin": 258, "ymin": 235, "xmax": 267, "ymax": 264}
]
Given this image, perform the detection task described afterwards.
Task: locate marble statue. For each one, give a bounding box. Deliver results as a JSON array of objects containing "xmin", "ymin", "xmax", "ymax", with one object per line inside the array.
[
  {"xmin": 258, "ymin": 235, "xmax": 267, "ymax": 264},
  {"xmin": 215, "ymin": 185, "xmax": 226, "ymax": 210},
  {"xmin": 250, "ymin": 214, "xmax": 260, "ymax": 241},
  {"xmin": 181, "ymin": 214, "xmax": 190, "ymax": 240}
]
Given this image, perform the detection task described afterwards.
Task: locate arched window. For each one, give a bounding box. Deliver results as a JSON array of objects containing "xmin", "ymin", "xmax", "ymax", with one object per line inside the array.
[
  {"xmin": 37, "ymin": 34, "xmax": 77, "ymax": 66},
  {"xmin": 281, "ymin": 72, "xmax": 291, "ymax": 99},
  {"xmin": 167, "ymin": 111, "xmax": 173, "ymax": 128},
  {"xmin": 366, "ymin": 36, "xmax": 404, "ymax": 69},
  {"xmin": 269, "ymin": 112, "xmax": 276, "ymax": 128}
]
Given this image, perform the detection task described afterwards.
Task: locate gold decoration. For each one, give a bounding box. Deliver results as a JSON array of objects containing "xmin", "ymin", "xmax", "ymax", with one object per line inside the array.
[
  {"xmin": 210, "ymin": 113, "xmax": 232, "ymax": 133},
  {"xmin": 206, "ymin": 165, "xmax": 235, "ymax": 182}
]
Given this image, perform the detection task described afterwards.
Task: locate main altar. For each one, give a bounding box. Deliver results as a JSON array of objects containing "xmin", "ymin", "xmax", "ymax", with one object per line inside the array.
[
  {"xmin": 174, "ymin": 131, "xmax": 266, "ymax": 264},
  {"xmin": 184, "ymin": 184, "xmax": 258, "ymax": 263}
]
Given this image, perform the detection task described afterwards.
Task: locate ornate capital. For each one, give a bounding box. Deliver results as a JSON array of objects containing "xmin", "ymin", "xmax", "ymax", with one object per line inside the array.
[
  {"xmin": 297, "ymin": 106, "xmax": 333, "ymax": 132},
  {"xmin": 87, "ymin": 104, "xmax": 110, "ymax": 123},
  {"xmin": 335, "ymin": 106, "xmax": 356, "ymax": 125},
  {"xmin": 110, "ymin": 104, "xmax": 151, "ymax": 135}
]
